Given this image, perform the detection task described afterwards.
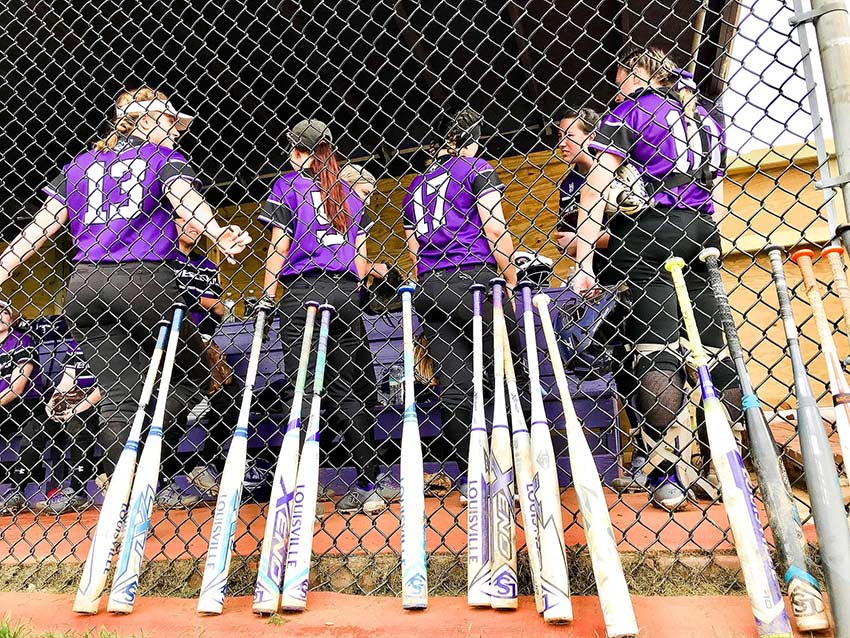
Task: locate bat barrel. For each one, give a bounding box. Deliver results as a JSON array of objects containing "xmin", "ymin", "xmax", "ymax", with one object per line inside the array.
[
  {"xmin": 467, "ymin": 283, "xmax": 490, "ymax": 607},
  {"xmin": 768, "ymin": 245, "xmax": 850, "ymax": 635},
  {"xmin": 253, "ymin": 304, "xmax": 320, "ymax": 615},
  {"xmin": 73, "ymin": 316, "xmax": 174, "ymax": 614},
  {"xmin": 398, "ymin": 280, "xmax": 428, "ymax": 610},
  {"xmin": 822, "ymin": 246, "xmax": 850, "ymax": 364},
  {"xmin": 701, "ymin": 251, "xmax": 828, "ymax": 629}
]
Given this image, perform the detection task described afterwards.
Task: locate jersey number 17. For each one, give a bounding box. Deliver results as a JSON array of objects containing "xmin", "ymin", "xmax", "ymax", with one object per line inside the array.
[{"xmin": 411, "ymin": 173, "xmax": 451, "ymax": 235}]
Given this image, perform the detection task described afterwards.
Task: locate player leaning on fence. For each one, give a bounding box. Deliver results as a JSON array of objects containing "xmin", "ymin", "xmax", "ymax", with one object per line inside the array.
[
  {"xmin": 259, "ymin": 119, "xmax": 399, "ymax": 516},
  {"xmin": 402, "ymin": 107, "xmax": 527, "ymax": 502},
  {"xmin": 0, "ymin": 87, "xmax": 251, "ymax": 510},
  {"xmin": 571, "ymin": 48, "xmax": 742, "ymax": 511}
]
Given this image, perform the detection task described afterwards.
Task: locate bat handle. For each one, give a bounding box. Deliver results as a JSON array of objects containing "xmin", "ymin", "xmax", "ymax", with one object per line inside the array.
[
  {"xmin": 790, "ymin": 249, "xmax": 818, "ymax": 292},
  {"xmin": 823, "ymin": 247, "xmax": 850, "ymax": 362},
  {"xmin": 664, "ymin": 257, "xmax": 709, "ymax": 367}
]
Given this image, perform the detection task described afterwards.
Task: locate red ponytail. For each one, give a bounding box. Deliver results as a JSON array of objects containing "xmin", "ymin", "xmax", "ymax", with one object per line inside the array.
[{"xmin": 309, "ymin": 141, "xmax": 350, "ymax": 233}]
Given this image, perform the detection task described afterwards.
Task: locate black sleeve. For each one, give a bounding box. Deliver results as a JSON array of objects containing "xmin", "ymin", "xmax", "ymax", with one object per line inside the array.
[
  {"xmin": 43, "ymin": 171, "xmax": 67, "ymax": 203},
  {"xmin": 13, "ymin": 343, "xmax": 37, "ymax": 367},
  {"xmin": 358, "ymin": 208, "xmax": 375, "ymax": 234},
  {"xmin": 258, "ymin": 199, "xmax": 296, "ymax": 235},
  {"xmin": 160, "ymin": 159, "xmax": 200, "ymax": 185},
  {"xmin": 592, "ymin": 118, "xmax": 634, "ymax": 157},
  {"xmin": 471, "ymin": 169, "xmax": 503, "ymax": 198}
]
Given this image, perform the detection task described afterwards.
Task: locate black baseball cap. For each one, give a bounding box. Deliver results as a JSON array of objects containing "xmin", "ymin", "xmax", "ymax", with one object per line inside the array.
[{"xmin": 287, "ymin": 119, "xmax": 333, "ymax": 150}]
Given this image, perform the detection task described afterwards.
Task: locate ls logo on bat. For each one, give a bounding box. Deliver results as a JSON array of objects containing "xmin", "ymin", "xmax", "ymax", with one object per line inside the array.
[
  {"xmin": 405, "ymin": 572, "xmax": 427, "ymax": 596},
  {"xmin": 491, "ymin": 570, "xmax": 518, "ymax": 599}
]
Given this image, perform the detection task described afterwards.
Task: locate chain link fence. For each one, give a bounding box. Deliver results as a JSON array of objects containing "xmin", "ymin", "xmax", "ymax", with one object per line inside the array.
[{"xmin": 0, "ymin": 0, "xmax": 845, "ymax": 605}]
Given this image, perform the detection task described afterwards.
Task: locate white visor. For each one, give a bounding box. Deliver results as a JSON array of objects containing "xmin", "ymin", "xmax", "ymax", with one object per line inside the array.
[{"xmin": 117, "ymin": 98, "xmax": 194, "ymax": 130}]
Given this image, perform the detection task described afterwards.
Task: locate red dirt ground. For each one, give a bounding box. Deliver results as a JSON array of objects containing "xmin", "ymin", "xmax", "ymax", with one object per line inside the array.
[{"xmin": 0, "ymin": 591, "xmax": 807, "ymax": 638}]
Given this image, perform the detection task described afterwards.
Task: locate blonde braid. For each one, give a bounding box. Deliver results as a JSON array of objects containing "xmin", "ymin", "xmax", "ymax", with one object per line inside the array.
[{"xmin": 620, "ymin": 47, "xmax": 698, "ymax": 143}]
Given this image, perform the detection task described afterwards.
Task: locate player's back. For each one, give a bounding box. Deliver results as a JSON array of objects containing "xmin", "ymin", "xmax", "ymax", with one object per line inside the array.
[
  {"xmin": 58, "ymin": 137, "xmax": 188, "ymax": 263},
  {"xmin": 403, "ymin": 155, "xmax": 499, "ymax": 275}
]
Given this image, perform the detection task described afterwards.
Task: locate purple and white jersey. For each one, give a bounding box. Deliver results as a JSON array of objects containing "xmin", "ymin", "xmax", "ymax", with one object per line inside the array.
[
  {"xmin": 402, "ymin": 155, "xmax": 504, "ymax": 275},
  {"xmin": 259, "ymin": 171, "xmax": 372, "ymax": 279},
  {"xmin": 64, "ymin": 339, "xmax": 96, "ymax": 390},
  {"xmin": 43, "ymin": 135, "xmax": 199, "ymax": 263},
  {"xmin": 176, "ymin": 252, "xmax": 223, "ymax": 338},
  {"xmin": 589, "ymin": 89, "xmax": 726, "ymax": 213},
  {"xmin": 0, "ymin": 331, "xmax": 38, "ymax": 399}
]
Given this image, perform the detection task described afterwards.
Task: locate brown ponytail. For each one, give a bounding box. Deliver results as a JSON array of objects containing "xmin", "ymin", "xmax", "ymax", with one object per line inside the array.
[
  {"xmin": 94, "ymin": 87, "xmax": 170, "ymax": 151},
  {"xmin": 308, "ymin": 141, "xmax": 351, "ymax": 233}
]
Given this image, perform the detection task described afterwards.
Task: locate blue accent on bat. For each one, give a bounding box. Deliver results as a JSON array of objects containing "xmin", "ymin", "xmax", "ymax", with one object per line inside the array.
[
  {"xmin": 233, "ymin": 430, "xmax": 248, "ymax": 439},
  {"xmin": 742, "ymin": 393, "xmax": 760, "ymax": 410},
  {"xmin": 398, "ymin": 283, "xmax": 416, "ymax": 296},
  {"xmin": 404, "ymin": 571, "xmax": 428, "ymax": 595},
  {"xmin": 403, "ymin": 404, "xmax": 418, "ymax": 421},
  {"xmin": 697, "ymin": 366, "xmax": 719, "ymax": 400},
  {"xmin": 149, "ymin": 427, "xmax": 163, "ymax": 437},
  {"xmin": 124, "ymin": 442, "xmax": 139, "ymax": 452},
  {"xmin": 285, "ymin": 417, "xmax": 301, "ymax": 434},
  {"xmin": 785, "ymin": 565, "xmax": 820, "ymax": 588},
  {"xmin": 154, "ymin": 324, "xmax": 169, "ymax": 349}
]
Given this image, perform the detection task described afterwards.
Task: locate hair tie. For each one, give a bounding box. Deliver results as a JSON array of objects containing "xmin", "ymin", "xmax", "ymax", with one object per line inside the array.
[{"xmin": 673, "ymin": 67, "xmax": 697, "ymax": 92}]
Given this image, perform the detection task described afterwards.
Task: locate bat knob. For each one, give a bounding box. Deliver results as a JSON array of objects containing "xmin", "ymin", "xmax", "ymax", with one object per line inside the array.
[
  {"xmin": 514, "ymin": 280, "xmax": 533, "ymax": 293},
  {"xmin": 468, "ymin": 283, "xmax": 486, "ymax": 294},
  {"xmin": 318, "ymin": 303, "xmax": 336, "ymax": 316},
  {"xmin": 836, "ymin": 223, "xmax": 850, "ymax": 236},
  {"xmin": 397, "ymin": 282, "xmax": 416, "ymax": 296},
  {"xmin": 663, "ymin": 256, "xmax": 686, "ymax": 273},
  {"xmin": 171, "ymin": 301, "xmax": 188, "ymax": 312},
  {"xmin": 790, "ymin": 248, "xmax": 815, "ymax": 263},
  {"xmin": 304, "ymin": 300, "xmax": 320, "ymax": 310},
  {"xmin": 698, "ymin": 247, "xmax": 721, "ymax": 263},
  {"xmin": 532, "ymin": 293, "xmax": 551, "ymax": 309},
  {"xmin": 823, "ymin": 245, "xmax": 844, "ymax": 258},
  {"xmin": 489, "ymin": 277, "xmax": 506, "ymax": 291},
  {"xmin": 764, "ymin": 244, "xmax": 783, "ymax": 256}
]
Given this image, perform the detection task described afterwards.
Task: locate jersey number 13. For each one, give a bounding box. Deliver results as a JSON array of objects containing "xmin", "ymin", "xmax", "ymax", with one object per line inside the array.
[{"xmin": 83, "ymin": 159, "xmax": 147, "ymax": 224}]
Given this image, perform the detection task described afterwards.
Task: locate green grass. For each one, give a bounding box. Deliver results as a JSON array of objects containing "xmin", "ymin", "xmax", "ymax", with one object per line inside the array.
[{"xmin": 0, "ymin": 618, "xmax": 148, "ymax": 638}]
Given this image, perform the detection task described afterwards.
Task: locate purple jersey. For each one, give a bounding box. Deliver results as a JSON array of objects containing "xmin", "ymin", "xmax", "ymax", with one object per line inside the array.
[
  {"xmin": 589, "ymin": 89, "xmax": 726, "ymax": 213},
  {"xmin": 43, "ymin": 135, "xmax": 199, "ymax": 263},
  {"xmin": 558, "ymin": 171, "xmax": 586, "ymax": 231},
  {"xmin": 402, "ymin": 155, "xmax": 504, "ymax": 275},
  {"xmin": 259, "ymin": 171, "xmax": 372, "ymax": 279},
  {"xmin": 176, "ymin": 252, "xmax": 223, "ymax": 338},
  {"xmin": 64, "ymin": 340, "xmax": 96, "ymax": 390},
  {"xmin": 0, "ymin": 331, "xmax": 38, "ymax": 399}
]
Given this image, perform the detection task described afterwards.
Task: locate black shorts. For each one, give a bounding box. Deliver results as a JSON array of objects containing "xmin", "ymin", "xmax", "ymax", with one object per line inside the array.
[{"xmin": 607, "ymin": 207, "xmax": 725, "ymax": 352}]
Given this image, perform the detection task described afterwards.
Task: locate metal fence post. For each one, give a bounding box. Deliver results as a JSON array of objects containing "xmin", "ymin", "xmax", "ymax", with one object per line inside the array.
[{"xmin": 805, "ymin": 2, "xmax": 850, "ymax": 219}]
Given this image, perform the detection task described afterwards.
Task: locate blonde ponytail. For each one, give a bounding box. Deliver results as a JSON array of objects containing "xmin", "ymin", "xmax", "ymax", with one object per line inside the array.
[{"xmin": 93, "ymin": 87, "xmax": 170, "ymax": 151}]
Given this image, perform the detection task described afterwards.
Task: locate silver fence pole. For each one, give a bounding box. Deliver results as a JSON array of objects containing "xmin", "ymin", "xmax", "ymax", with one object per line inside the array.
[{"xmin": 791, "ymin": 5, "xmax": 850, "ymax": 635}]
